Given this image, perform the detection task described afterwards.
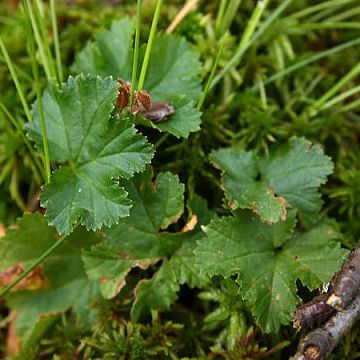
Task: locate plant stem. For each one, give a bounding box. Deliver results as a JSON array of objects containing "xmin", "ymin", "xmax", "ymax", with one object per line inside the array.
[
  {"xmin": 50, "ymin": 0, "xmax": 63, "ymax": 84},
  {"xmin": 137, "ymin": 0, "xmax": 163, "ymax": 91},
  {"xmin": 0, "ymin": 234, "xmax": 67, "ymax": 298},
  {"xmin": 252, "ymin": 37, "xmax": 360, "ymax": 90},
  {"xmin": 211, "ymin": 0, "xmax": 284, "ymax": 89},
  {"xmin": 309, "ymin": 62, "xmax": 360, "ymax": 116},
  {"xmin": 130, "ymin": 0, "xmax": 142, "ymax": 108},
  {"xmin": 0, "ymin": 37, "xmax": 31, "ymax": 123},
  {"xmin": 197, "ymin": 34, "xmax": 226, "ymax": 111}
]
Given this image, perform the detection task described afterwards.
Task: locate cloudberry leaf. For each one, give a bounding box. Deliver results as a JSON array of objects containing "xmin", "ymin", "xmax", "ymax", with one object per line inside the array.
[
  {"xmin": 73, "ymin": 19, "xmax": 202, "ymax": 138},
  {"xmin": 0, "ymin": 213, "xmax": 100, "ymax": 334},
  {"xmin": 27, "ymin": 74, "xmax": 154, "ymax": 235},
  {"xmin": 210, "ymin": 137, "xmax": 333, "ymax": 223},
  {"xmin": 195, "ymin": 211, "xmax": 348, "ymax": 332}
]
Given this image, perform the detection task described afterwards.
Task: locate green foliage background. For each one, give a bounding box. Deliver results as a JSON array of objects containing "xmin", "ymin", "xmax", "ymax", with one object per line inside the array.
[{"xmin": 0, "ymin": 0, "xmax": 359, "ymax": 359}]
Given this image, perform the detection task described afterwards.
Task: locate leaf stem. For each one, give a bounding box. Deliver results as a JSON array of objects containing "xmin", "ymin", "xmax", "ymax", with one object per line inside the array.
[
  {"xmin": 211, "ymin": 0, "xmax": 280, "ymax": 89},
  {"xmin": 130, "ymin": 0, "xmax": 142, "ymax": 108},
  {"xmin": 50, "ymin": 0, "xmax": 63, "ymax": 84},
  {"xmin": 197, "ymin": 34, "xmax": 226, "ymax": 111},
  {"xmin": 0, "ymin": 234, "xmax": 67, "ymax": 298},
  {"xmin": 137, "ymin": 0, "xmax": 163, "ymax": 91},
  {"xmin": 0, "ymin": 37, "xmax": 31, "ymax": 123}
]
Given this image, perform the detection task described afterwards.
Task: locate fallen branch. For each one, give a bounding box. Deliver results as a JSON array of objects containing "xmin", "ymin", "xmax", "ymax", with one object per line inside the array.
[
  {"xmin": 293, "ymin": 292, "xmax": 335, "ymax": 331},
  {"xmin": 326, "ymin": 248, "xmax": 360, "ymax": 310},
  {"xmin": 291, "ymin": 292, "xmax": 360, "ymax": 360}
]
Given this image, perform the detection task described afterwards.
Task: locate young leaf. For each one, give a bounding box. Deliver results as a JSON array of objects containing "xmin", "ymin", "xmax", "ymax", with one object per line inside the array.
[
  {"xmin": 73, "ymin": 19, "xmax": 202, "ymax": 138},
  {"xmin": 0, "ymin": 213, "xmax": 100, "ymax": 334},
  {"xmin": 82, "ymin": 169, "xmax": 186, "ymax": 299},
  {"xmin": 195, "ymin": 211, "xmax": 348, "ymax": 332},
  {"xmin": 210, "ymin": 137, "xmax": 333, "ymax": 223},
  {"xmin": 27, "ymin": 74, "xmax": 154, "ymax": 235}
]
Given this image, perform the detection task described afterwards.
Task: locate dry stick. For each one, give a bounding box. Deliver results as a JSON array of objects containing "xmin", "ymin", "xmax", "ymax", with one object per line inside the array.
[
  {"xmin": 291, "ymin": 293, "xmax": 360, "ymax": 360},
  {"xmin": 326, "ymin": 248, "xmax": 360, "ymax": 310},
  {"xmin": 293, "ymin": 292, "xmax": 336, "ymax": 332},
  {"xmin": 166, "ymin": 0, "xmax": 199, "ymax": 34}
]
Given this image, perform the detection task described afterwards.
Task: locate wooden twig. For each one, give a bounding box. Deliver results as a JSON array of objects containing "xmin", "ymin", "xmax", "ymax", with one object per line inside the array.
[
  {"xmin": 326, "ymin": 248, "xmax": 360, "ymax": 310},
  {"xmin": 291, "ymin": 292, "xmax": 360, "ymax": 360}
]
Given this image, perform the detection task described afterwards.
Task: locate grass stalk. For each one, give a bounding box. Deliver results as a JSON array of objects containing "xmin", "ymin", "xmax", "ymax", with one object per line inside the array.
[
  {"xmin": 0, "ymin": 234, "xmax": 67, "ymax": 297},
  {"xmin": 340, "ymin": 98, "xmax": 360, "ymax": 113},
  {"xmin": 300, "ymin": 22, "xmax": 360, "ymax": 30},
  {"xmin": 216, "ymin": 0, "xmax": 242, "ymax": 37},
  {"xmin": 130, "ymin": 0, "xmax": 142, "ymax": 108},
  {"xmin": 22, "ymin": 0, "xmax": 53, "ymax": 81},
  {"xmin": 310, "ymin": 62, "xmax": 360, "ymax": 115},
  {"xmin": 32, "ymin": 0, "xmax": 57, "ymax": 81},
  {"xmin": 211, "ymin": 0, "xmax": 290, "ymax": 89},
  {"xmin": 50, "ymin": 0, "xmax": 63, "ymax": 83},
  {"xmin": 137, "ymin": 0, "xmax": 164, "ymax": 91},
  {"xmin": 238, "ymin": 0, "xmax": 269, "ymax": 51},
  {"xmin": 215, "ymin": 0, "xmax": 228, "ymax": 34},
  {"xmin": 27, "ymin": 18, "xmax": 51, "ymax": 183},
  {"xmin": 326, "ymin": 5, "xmax": 360, "ymax": 22},
  {"xmin": 197, "ymin": 34, "xmax": 226, "ymax": 111},
  {"xmin": 320, "ymin": 84, "xmax": 360, "ymax": 111},
  {"xmin": 290, "ymin": 0, "xmax": 356, "ymax": 19},
  {"xmin": 253, "ymin": 37, "xmax": 360, "ymax": 90},
  {"xmin": 0, "ymin": 37, "xmax": 31, "ymax": 123},
  {"xmin": 0, "ymin": 101, "xmax": 45, "ymax": 182}
]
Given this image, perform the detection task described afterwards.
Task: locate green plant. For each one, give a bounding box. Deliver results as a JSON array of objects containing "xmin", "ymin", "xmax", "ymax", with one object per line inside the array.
[{"xmin": 1, "ymin": 0, "xmax": 360, "ymax": 358}]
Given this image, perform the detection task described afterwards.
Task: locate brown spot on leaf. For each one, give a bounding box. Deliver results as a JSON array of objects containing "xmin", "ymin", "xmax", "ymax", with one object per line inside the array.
[{"xmin": 0, "ymin": 264, "xmax": 45, "ymax": 291}]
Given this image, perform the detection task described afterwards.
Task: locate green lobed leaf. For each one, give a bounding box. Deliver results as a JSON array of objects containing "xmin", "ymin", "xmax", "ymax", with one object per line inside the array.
[
  {"xmin": 82, "ymin": 172, "xmax": 210, "ymax": 320},
  {"xmin": 210, "ymin": 137, "xmax": 333, "ymax": 224},
  {"xmin": 131, "ymin": 261, "xmax": 179, "ymax": 321},
  {"xmin": 82, "ymin": 169, "xmax": 186, "ymax": 299},
  {"xmin": 195, "ymin": 211, "xmax": 347, "ymax": 332},
  {"xmin": 27, "ymin": 74, "xmax": 154, "ymax": 235},
  {"xmin": 72, "ymin": 18, "xmax": 134, "ymax": 79},
  {"xmin": 0, "ymin": 213, "xmax": 100, "ymax": 334},
  {"xmin": 73, "ymin": 19, "xmax": 202, "ymax": 138}
]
